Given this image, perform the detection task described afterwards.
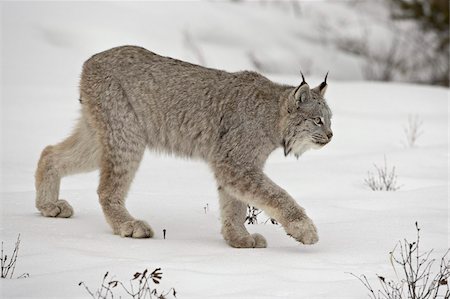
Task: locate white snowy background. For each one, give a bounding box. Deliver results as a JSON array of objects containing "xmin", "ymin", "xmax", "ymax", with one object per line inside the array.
[{"xmin": 0, "ymin": 1, "xmax": 448, "ymax": 298}]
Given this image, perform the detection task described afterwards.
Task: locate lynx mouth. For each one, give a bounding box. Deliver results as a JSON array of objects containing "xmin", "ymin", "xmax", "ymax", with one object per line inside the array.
[{"xmin": 314, "ymin": 140, "xmax": 328, "ymax": 146}]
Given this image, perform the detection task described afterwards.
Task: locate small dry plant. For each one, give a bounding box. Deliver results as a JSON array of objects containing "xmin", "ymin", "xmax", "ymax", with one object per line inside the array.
[
  {"xmin": 245, "ymin": 205, "xmax": 278, "ymax": 225},
  {"xmin": 245, "ymin": 205, "xmax": 262, "ymax": 224},
  {"xmin": 79, "ymin": 268, "xmax": 176, "ymax": 299},
  {"xmin": 404, "ymin": 114, "xmax": 424, "ymax": 148},
  {"xmin": 1, "ymin": 234, "xmax": 29, "ymax": 279},
  {"xmin": 365, "ymin": 156, "xmax": 400, "ymax": 191},
  {"xmin": 351, "ymin": 222, "xmax": 450, "ymax": 299}
]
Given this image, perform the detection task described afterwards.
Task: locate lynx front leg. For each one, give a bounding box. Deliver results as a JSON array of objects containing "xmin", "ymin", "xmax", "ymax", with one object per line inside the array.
[
  {"xmin": 218, "ymin": 187, "xmax": 267, "ymax": 248},
  {"xmin": 214, "ymin": 164, "xmax": 318, "ymax": 245}
]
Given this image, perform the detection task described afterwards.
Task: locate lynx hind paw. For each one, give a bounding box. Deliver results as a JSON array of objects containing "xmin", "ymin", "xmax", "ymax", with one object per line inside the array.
[
  {"xmin": 285, "ymin": 217, "xmax": 319, "ymax": 245},
  {"xmin": 225, "ymin": 233, "xmax": 267, "ymax": 248},
  {"xmin": 119, "ymin": 220, "xmax": 154, "ymax": 238},
  {"xmin": 38, "ymin": 199, "xmax": 74, "ymax": 218}
]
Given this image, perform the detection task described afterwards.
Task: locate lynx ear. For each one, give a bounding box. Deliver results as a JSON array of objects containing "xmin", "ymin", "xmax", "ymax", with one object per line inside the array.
[
  {"xmin": 314, "ymin": 71, "xmax": 328, "ymax": 96},
  {"xmin": 293, "ymin": 72, "xmax": 311, "ymax": 103}
]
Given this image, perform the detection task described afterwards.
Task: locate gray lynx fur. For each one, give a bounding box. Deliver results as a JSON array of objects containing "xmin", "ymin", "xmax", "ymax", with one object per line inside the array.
[{"xmin": 35, "ymin": 46, "xmax": 333, "ymax": 248}]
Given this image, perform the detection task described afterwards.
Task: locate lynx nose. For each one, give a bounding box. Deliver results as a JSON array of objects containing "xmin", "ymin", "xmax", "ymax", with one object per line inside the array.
[{"xmin": 327, "ymin": 131, "xmax": 333, "ymax": 139}]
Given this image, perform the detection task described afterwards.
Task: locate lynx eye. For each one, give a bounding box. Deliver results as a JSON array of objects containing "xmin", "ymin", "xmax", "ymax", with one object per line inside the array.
[{"xmin": 313, "ymin": 117, "xmax": 323, "ymax": 126}]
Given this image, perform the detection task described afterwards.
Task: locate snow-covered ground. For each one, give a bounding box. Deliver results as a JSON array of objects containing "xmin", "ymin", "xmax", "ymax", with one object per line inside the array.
[{"xmin": 1, "ymin": 1, "xmax": 448, "ymax": 298}]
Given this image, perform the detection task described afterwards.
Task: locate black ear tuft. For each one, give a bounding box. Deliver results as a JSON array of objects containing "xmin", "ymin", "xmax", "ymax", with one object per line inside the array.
[
  {"xmin": 319, "ymin": 71, "xmax": 329, "ymax": 90},
  {"xmin": 293, "ymin": 70, "xmax": 311, "ymax": 103},
  {"xmin": 300, "ymin": 71, "xmax": 307, "ymax": 86},
  {"xmin": 317, "ymin": 71, "xmax": 329, "ymax": 96}
]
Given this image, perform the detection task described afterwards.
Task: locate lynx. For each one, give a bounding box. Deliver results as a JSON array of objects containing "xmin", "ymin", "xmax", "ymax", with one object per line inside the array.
[{"xmin": 35, "ymin": 46, "xmax": 333, "ymax": 248}]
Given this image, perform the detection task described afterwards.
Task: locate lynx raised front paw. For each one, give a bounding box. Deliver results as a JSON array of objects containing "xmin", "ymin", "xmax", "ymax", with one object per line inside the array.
[
  {"xmin": 224, "ymin": 232, "xmax": 267, "ymax": 248},
  {"xmin": 285, "ymin": 217, "xmax": 319, "ymax": 245},
  {"xmin": 119, "ymin": 220, "xmax": 154, "ymax": 238},
  {"xmin": 37, "ymin": 199, "xmax": 74, "ymax": 218}
]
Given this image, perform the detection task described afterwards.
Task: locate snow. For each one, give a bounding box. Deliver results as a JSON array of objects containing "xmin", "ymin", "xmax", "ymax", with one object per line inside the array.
[{"xmin": 0, "ymin": 1, "xmax": 448, "ymax": 298}]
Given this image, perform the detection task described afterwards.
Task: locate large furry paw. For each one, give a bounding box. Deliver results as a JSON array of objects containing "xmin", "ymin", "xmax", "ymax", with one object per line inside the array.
[
  {"xmin": 38, "ymin": 199, "xmax": 74, "ymax": 218},
  {"xmin": 119, "ymin": 220, "xmax": 154, "ymax": 238},
  {"xmin": 285, "ymin": 217, "xmax": 319, "ymax": 245},
  {"xmin": 224, "ymin": 232, "xmax": 267, "ymax": 248}
]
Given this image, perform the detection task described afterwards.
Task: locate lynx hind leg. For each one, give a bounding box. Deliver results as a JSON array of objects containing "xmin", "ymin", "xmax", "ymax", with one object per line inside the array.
[
  {"xmin": 35, "ymin": 118, "xmax": 101, "ymax": 218},
  {"xmin": 219, "ymin": 187, "xmax": 267, "ymax": 248},
  {"xmin": 98, "ymin": 146, "xmax": 153, "ymax": 239},
  {"xmin": 94, "ymin": 84, "xmax": 153, "ymax": 238}
]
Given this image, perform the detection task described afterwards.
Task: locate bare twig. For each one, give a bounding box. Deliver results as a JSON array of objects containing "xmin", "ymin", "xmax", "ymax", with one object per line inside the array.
[
  {"xmin": 365, "ymin": 156, "xmax": 401, "ymax": 191},
  {"xmin": 183, "ymin": 29, "xmax": 206, "ymax": 66},
  {"xmin": 245, "ymin": 205, "xmax": 263, "ymax": 224},
  {"xmin": 351, "ymin": 222, "xmax": 450, "ymax": 299},
  {"xmin": 1, "ymin": 234, "xmax": 29, "ymax": 279},
  {"xmin": 403, "ymin": 115, "xmax": 424, "ymax": 148}
]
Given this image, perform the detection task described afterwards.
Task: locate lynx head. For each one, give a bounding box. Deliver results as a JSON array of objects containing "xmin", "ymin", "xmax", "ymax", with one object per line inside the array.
[{"xmin": 281, "ymin": 72, "xmax": 333, "ymax": 158}]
